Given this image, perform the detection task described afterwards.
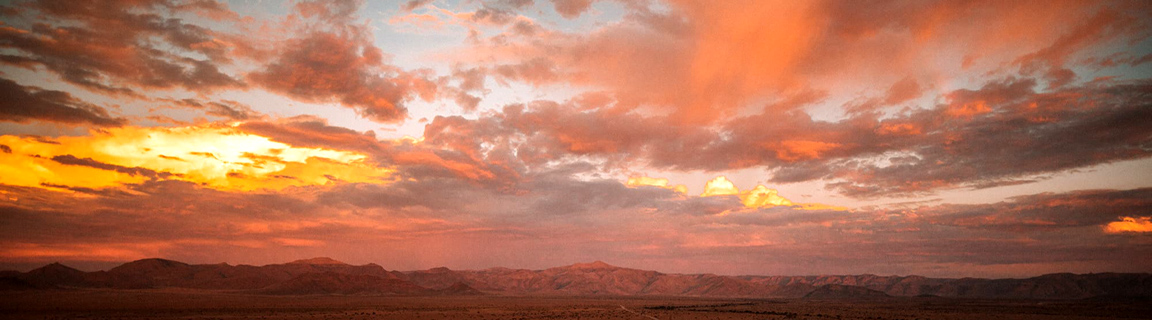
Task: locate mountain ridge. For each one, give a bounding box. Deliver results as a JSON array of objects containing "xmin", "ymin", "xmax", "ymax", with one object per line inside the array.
[{"xmin": 2, "ymin": 257, "xmax": 1150, "ymax": 299}]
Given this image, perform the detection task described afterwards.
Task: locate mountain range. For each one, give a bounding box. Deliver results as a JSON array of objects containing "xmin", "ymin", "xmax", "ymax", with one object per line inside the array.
[{"xmin": 2, "ymin": 258, "xmax": 1150, "ymax": 299}]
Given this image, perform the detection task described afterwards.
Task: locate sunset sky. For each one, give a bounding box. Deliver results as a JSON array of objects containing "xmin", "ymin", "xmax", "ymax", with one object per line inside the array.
[{"xmin": 1, "ymin": 0, "xmax": 1151, "ymax": 278}]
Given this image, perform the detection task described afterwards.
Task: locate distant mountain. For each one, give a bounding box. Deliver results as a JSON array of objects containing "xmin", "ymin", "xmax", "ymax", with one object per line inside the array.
[
  {"xmin": 397, "ymin": 267, "xmax": 469, "ymax": 289},
  {"xmin": 455, "ymin": 261, "xmax": 667, "ymax": 295},
  {"xmin": 433, "ymin": 282, "xmax": 485, "ymax": 296},
  {"xmin": 2, "ymin": 258, "xmax": 1150, "ymax": 300},
  {"xmin": 286, "ymin": 257, "xmax": 348, "ymax": 265},
  {"xmin": 803, "ymin": 284, "xmax": 891, "ymax": 300},
  {"xmin": 258, "ymin": 271, "xmax": 431, "ymax": 295},
  {"xmin": 24, "ymin": 262, "xmax": 86, "ymax": 287}
]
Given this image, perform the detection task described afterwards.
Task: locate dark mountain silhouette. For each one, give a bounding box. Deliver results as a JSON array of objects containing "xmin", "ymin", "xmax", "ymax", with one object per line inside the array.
[
  {"xmin": 397, "ymin": 266, "xmax": 469, "ymax": 289},
  {"xmin": 258, "ymin": 271, "xmax": 430, "ymax": 295},
  {"xmin": 433, "ymin": 282, "xmax": 485, "ymax": 296},
  {"xmin": 0, "ymin": 275, "xmax": 39, "ymax": 290},
  {"xmin": 3, "ymin": 258, "xmax": 1150, "ymax": 300},
  {"xmin": 286, "ymin": 257, "xmax": 347, "ymax": 265},
  {"xmin": 803, "ymin": 284, "xmax": 892, "ymax": 300},
  {"xmin": 24, "ymin": 262, "xmax": 87, "ymax": 287}
]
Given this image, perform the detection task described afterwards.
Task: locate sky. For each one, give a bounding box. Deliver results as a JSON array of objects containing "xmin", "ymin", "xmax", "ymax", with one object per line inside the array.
[{"xmin": 0, "ymin": 0, "xmax": 1150, "ymax": 278}]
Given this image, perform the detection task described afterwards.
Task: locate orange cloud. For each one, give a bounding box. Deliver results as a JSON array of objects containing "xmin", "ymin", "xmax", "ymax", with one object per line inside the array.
[
  {"xmin": 946, "ymin": 101, "xmax": 993, "ymax": 117},
  {"xmin": 1104, "ymin": 216, "xmax": 1152, "ymax": 233},
  {"xmin": 0, "ymin": 242, "xmax": 170, "ymax": 262},
  {"xmin": 675, "ymin": 0, "xmax": 819, "ymax": 122},
  {"xmin": 876, "ymin": 123, "xmax": 923, "ymax": 136},
  {"xmin": 273, "ymin": 238, "xmax": 326, "ymax": 247},
  {"xmin": 773, "ymin": 140, "xmax": 842, "ymax": 162},
  {"xmin": 0, "ymin": 124, "xmax": 390, "ymax": 191}
]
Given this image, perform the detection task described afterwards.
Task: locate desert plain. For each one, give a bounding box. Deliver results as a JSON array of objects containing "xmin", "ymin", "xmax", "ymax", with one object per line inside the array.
[{"xmin": 4, "ymin": 289, "xmax": 1151, "ymax": 320}]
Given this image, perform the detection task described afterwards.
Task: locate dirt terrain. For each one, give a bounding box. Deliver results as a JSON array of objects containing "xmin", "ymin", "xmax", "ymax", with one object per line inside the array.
[{"xmin": 2, "ymin": 289, "xmax": 1150, "ymax": 320}]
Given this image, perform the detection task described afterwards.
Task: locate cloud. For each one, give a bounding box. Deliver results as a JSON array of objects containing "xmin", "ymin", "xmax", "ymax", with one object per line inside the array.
[
  {"xmin": 634, "ymin": 175, "xmax": 839, "ymax": 211},
  {"xmin": 626, "ymin": 176, "xmax": 687, "ymax": 194},
  {"xmin": 1012, "ymin": 3, "xmax": 1151, "ymax": 85},
  {"xmin": 553, "ymin": 0, "xmax": 594, "ymax": 19},
  {"xmin": 1105, "ymin": 217, "xmax": 1152, "ymax": 233},
  {"xmin": 239, "ymin": 116, "xmax": 513, "ymax": 184},
  {"xmin": 883, "ymin": 77, "xmax": 923, "ymax": 105},
  {"xmin": 0, "ymin": 0, "xmax": 449, "ymax": 124},
  {"xmin": 697, "ymin": 176, "xmax": 829, "ymax": 210},
  {"xmin": 237, "ymin": 116, "xmax": 388, "ymax": 155},
  {"xmin": 0, "ymin": 242, "xmax": 170, "ymax": 262},
  {"xmin": 165, "ymin": 99, "xmax": 262, "ymax": 121},
  {"xmin": 0, "ymin": 124, "xmax": 389, "ymax": 191},
  {"xmin": 249, "ymin": 1, "xmax": 439, "ymax": 123},
  {"xmin": 273, "ymin": 238, "xmax": 326, "ymax": 247},
  {"xmin": 455, "ymin": 1, "xmax": 1149, "ymax": 125},
  {"xmin": 424, "ymin": 0, "xmax": 1152, "ymax": 198},
  {"xmin": 0, "ymin": 0, "xmax": 1149, "ymax": 278},
  {"xmin": 804, "ymin": 79, "xmax": 1152, "ymax": 198},
  {"xmin": 741, "ymin": 185, "xmax": 794, "ymax": 209},
  {"xmin": 249, "ymin": 31, "xmax": 435, "ymax": 123},
  {"xmin": 400, "ymin": 0, "xmax": 434, "ymax": 12},
  {"xmin": 911, "ymin": 188, "xmax": 1152, "ymax": 232},
  {"xmin": 500, "ymin": 0, "xmax": 535, "ymax": 10},
  {"xmin": 0, "ymin": 0, "xmax": 244, "ymax": 95},
  {"xmin": 49, "ymin": 155, "xmax": 172, "ymax": 180},
  {"xmin": 2, "ymin": 167, "xmax": 1149, "ymax": 276},
  {"xmin": 0, "ymin": 78, "xmax": 125, "ymax": 126},
  {"xmin": 425, "ymin": 76, "xmax": 1152, "ymax": 198},
  {"xmin": 422, "ymin": 101, "xmax": 715, "ymax": 171},
  {"xmin": 700, "ymin": 176, "xmax": 739, "ymax": 197}
]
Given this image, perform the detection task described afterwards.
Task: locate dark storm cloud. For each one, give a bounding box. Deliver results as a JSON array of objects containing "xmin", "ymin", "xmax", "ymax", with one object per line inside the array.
[
  {"xmin": 912, "ymin": 188, "xmax": 1152, "ymax": 231},
  {"xmin": 800, "ymin": 79, "xmax": 1152, "ymax": 198},
  {"xmin": 49, "ymin": 155, "xmax": 173, "ymax": 179},
  {"xmin": 0, "ymin": 78, "xmax": 125, "ymax": 126},
  {"xmin": 166, "ymin": 99, "xmax": 262, "ymax": 121}
]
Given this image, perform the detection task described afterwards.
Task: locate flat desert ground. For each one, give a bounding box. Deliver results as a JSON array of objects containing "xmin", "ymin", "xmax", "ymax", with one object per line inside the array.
[{"xmin": 2, "ymin": 290, "xmax": 1151, "ymax": 320}]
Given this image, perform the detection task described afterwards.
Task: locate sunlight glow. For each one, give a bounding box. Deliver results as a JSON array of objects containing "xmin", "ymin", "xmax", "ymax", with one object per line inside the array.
[
  {"xmin": 694, "ymin": 176, "xmax": 843, "ymax": 210},
  {"xmin": 626, "ymin": 176, "xmax": 688, "ymax": 194},
  {"xmin": 1104, "ymin": 216, "xmax": 1152, "ymax": 233},
  {"xmin": 0, "ymin": 124, "xmax": 390, "ymax": 191}
]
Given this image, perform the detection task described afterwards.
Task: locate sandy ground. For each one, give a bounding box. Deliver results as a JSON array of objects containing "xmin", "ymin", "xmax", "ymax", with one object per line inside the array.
[{"xmin": 1, "ymin": 289, "xmax": 1150, "ymax": 320}]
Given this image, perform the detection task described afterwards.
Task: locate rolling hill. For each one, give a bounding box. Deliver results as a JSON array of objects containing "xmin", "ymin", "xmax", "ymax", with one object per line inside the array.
[{"xmin": 2, "ymin": 258, "xmax": 1150, "ymax": 299}]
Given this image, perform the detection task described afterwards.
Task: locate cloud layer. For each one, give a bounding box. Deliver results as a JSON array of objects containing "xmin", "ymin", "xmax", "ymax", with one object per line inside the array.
[{"xmin": 0, "ymin": 0, "xmax": 1150, "ymax": 277}]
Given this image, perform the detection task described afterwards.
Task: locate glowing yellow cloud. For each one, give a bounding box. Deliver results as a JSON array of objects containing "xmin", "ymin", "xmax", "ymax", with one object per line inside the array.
[
  {"xmin": 700, "ymin": 176, "xmax": 740, "ymax": 197},
  {"xmin": 697, "ymin": 176, "xmax": 845, "ymax": 211},
  {"xmin": 1104, "ymin": 216, "xmax": 1152, "ymax": 233},
  {"xmin": 742, "ymin": 185, "xmax": 793, "ymax": 207},
  {"xmin": 0, "ymin": 124, "xmax": 390, "ymax": 191},
  {"xmin": 626, "ymin": 176, "xmax": 688, "ymax": 194}
]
